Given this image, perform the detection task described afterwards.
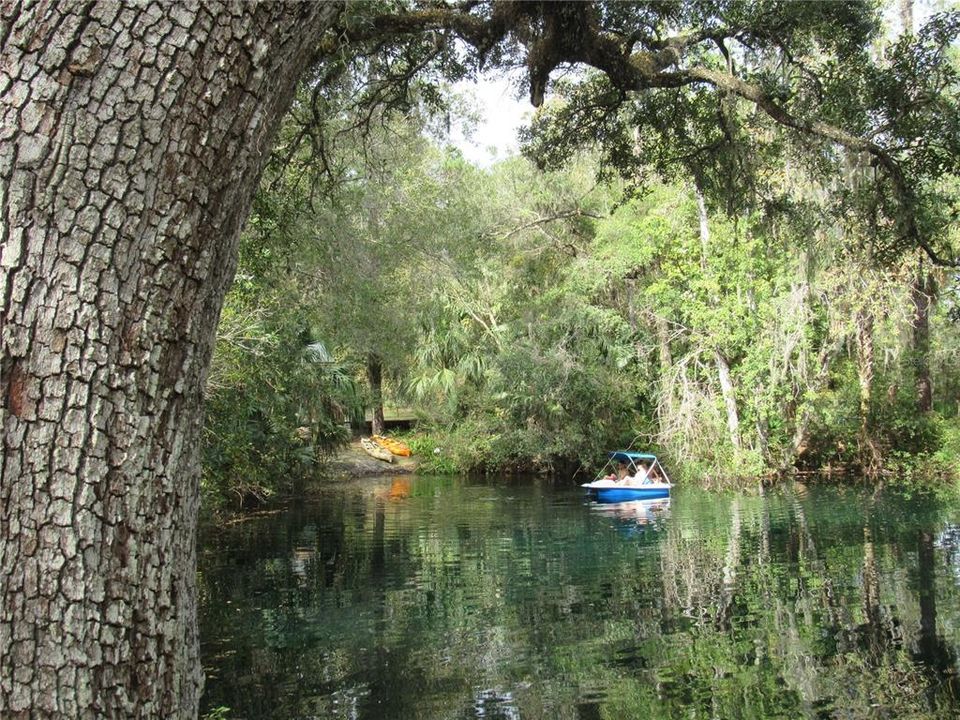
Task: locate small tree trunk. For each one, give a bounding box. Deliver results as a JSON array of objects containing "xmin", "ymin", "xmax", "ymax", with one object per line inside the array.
[
  {"xmin": 367, "ymin": 353, "xmax": 386, "ymax": 436},
  {"xmin": 0, "ymin": 3, "xmax": 340, "ymax": 717},
  {"xmin": 755, "ymin": 417, "xmax": 770, "ymax": 459},
  {"xmin": 695, "ymin": 184, "xmax": 742, "ymax": 451},
  {"xmin": 696, "ymin": 188, "xmax": 711, "ymax": 269},
  {"xmin": 715, "ymin": 350, "xmax": 742, "ymax": 450},
  {"xmin": 854, "ymin": 306, "xmax": 882, "ymax": 471},
  {"xmin": 901, "ymin": 0, "xmax": 934, "ymax": 414},
  {"xmin": 911, "ymin": 259, "xmax": 934, "ymax": 413},
  {"xmin": 899, "ymin": 0, "xmax": 914, "ymax": 36},
  {"xmin": 625, "ymin": 278, "xmax": 638, "ymax": 332},
  {"xmin": 626, "ymin": 279, "xmax": 645, "ymax": 364},
  {"xmin": 855, "ymin": 308, "xmax": 875, "ymax": 431},
  {"xmin": 655, "ymin": 314, "xmax": 673, "ymax": 373},
  {"xmin": 653, "ymin": 312, "xmax": 675, "ymax": 429}
]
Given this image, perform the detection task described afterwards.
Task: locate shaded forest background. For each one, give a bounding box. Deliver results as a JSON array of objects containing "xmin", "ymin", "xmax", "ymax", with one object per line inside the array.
[{"xmin": 200, "ymin": 3, "xmax": 960, "ymax": 509}]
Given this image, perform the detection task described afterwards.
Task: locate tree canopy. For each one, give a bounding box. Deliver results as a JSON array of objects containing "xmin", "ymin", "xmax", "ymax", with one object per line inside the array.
[
  {"xmin": 322, "ymin": 0, "xmax": 960, "ymax": 265},
  {"xmin": 193, "ymin": 0, "xmax": 960, "ymax": 500}
]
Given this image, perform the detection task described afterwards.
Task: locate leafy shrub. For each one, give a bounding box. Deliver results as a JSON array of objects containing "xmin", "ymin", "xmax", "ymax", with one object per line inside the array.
[{"xmin": 202, "ymin": 285, "xmax": 362, "ymax": 510}]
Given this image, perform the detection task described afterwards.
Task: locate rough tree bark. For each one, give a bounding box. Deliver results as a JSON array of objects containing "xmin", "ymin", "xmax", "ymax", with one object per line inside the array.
[{"xmin": 0, "ymin": 2, "xmax": 340, "ymax": 717}]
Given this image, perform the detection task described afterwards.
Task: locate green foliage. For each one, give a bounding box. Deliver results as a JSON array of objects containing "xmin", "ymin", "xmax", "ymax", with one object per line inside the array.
[
  {"xmin": 407, "ymin": 424, "xmax": 492, "ymax": 475},
  {"xmin": 200, "ymin": 707, "xmax": 231, "ymax": 720},
  {"xmin": 209, "ymin": 137, "xmax": 960, "ymax": 487},
  {"xmin": 398, "ymin": 157, "xmax": 645, "ymax": 474},
  {"xmin": 479, "ymin": 305, "xmax": 638, "ymax": 471},
  {"xmin": 519, "ymin": 4, "xmax": 960, "ymax": 263},
  {"xmin": 203, "ymin": 280, "xmax": 362, "ymax": 509},
  {"xmin": 201, "ymin": 128, "xmax": 370, "ymax": 508},
  {"xmin": 931, "ymin": 418, "xmax": 960, "ymax": 477},
  {"xmin": 202, "ymin": 87, "xmax": 489, "ymax": 506},
  {"xmin": 506, "ymin": 0, "xmax": 960, "ymax": 482},
  {"xmin": 309, "ymin": 129, "xmax": 490, "ymax": 387},
  {"xmin": 202, "ymin": 14, "xmax": 960, "ymax": 488},
  {"xmin": 796, "ymin": 359, "xmax": 867, "ymax": 469}
]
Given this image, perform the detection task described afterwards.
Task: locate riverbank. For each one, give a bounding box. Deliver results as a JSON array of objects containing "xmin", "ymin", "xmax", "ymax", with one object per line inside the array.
[{"xmin": 324, "ymin": 438, "xmax": 418, "ymax": 478}]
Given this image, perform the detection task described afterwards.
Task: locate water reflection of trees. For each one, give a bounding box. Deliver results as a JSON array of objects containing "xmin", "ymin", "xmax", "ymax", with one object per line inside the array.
[
  {"xmin": 654, "ymin": 486, "xmax": 959, "ymax": 718},
  {"xmin": 199, "ymin": 480, "xmax": 960, "ymax": 719}
]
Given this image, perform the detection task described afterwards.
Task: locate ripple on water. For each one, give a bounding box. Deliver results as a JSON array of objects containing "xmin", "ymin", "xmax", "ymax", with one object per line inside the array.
[{"xmin": 199, "ymin": 477, "xmax": 960, "ymax": 720}]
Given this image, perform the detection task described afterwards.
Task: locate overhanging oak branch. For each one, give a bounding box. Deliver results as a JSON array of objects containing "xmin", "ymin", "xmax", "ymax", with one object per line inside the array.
[{"xmin": 361, "ymin": 2, "xmax": 958, "ymax": 266}]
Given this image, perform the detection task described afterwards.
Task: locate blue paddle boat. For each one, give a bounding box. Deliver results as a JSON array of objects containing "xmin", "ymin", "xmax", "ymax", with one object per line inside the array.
[{"xmin": 582, "ymin": 451, "xmax": 673, "ymax": 501}]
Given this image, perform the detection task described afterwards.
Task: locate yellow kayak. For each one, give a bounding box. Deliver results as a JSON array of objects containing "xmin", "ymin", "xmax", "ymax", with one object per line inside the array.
[
  {"xmin": 361, "ymin": 437, "xmax": 393, "ymax": 463},
  {"xmin": 372, "ymin": 435, "xmax": 412, "ymax": 457}
]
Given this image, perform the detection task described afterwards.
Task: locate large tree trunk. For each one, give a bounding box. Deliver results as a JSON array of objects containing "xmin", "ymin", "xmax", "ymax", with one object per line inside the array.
[{"xmin": 0, "ymin": 3, "xmax": 340, "ymax": 717}]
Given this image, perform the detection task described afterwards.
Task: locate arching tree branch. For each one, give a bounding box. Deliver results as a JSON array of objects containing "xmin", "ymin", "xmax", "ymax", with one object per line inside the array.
[{"xmin": 361, "ymin": 1, "xmax": 959, "ymax": 266}]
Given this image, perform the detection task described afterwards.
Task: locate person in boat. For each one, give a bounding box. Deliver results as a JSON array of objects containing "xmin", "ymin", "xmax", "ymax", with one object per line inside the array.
[
  {"xmin": 647, "ymin": 462, "xmax": 662, "ymax": 483},
  {"xmin": 623, "ymin": 462, "xmax": 652, "ymax": 487},
  {"xmin": 603, "ymin": 462, "xmax": 629, "ymax": 482}
]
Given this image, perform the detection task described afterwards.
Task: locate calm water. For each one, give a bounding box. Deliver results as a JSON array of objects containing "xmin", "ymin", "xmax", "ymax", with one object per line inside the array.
[{"xmin": 199, "ymin": 477, "xmax": 960, "ymax": 719}]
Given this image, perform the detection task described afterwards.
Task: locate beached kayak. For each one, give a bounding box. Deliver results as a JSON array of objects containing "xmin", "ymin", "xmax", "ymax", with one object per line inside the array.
[
  {"xmin": 372, "ymin": 435, "xmax": 412, "ymax": 457},
  {"xmin": 361, "ymin": 437, "xmax": 393, "ymax": 463}
]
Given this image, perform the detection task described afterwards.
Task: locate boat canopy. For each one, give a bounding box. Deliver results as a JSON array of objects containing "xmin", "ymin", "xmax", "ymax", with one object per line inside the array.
[
  {"xmin": 608, "ymin": 451, "xmax": 658, "ymax": 463},
  {"xmin": 591, "ymin": 450, "xmax": 671, "ymax": 487}
]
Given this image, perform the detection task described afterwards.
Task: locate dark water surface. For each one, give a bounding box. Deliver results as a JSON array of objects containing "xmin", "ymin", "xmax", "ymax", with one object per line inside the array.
[{"xmin": 199, "ymin": 477, "xmax": 960, "ymax": 719}]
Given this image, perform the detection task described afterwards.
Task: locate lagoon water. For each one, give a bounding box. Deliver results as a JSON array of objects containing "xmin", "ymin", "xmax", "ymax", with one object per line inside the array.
[{"xmin": 199, "ymin": 476, "xmax": 960, "ymax": 719}]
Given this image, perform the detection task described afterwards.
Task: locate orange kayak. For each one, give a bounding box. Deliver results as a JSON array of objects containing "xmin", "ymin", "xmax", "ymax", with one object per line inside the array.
[{"xmin": 372, "ymin": 435, "xmax": 412, "ymax": 457}]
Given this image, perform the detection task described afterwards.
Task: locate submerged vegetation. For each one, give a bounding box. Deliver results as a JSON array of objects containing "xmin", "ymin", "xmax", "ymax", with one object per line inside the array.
[{"xmin": 200, "ymin": 1, "xmax": 960, "ymax": 508}]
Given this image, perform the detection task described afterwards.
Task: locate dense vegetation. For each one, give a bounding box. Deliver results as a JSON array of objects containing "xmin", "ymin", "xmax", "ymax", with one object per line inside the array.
[{"xmin": 200, "ymin": 1, "xmax": 960, "ymax": 509}]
